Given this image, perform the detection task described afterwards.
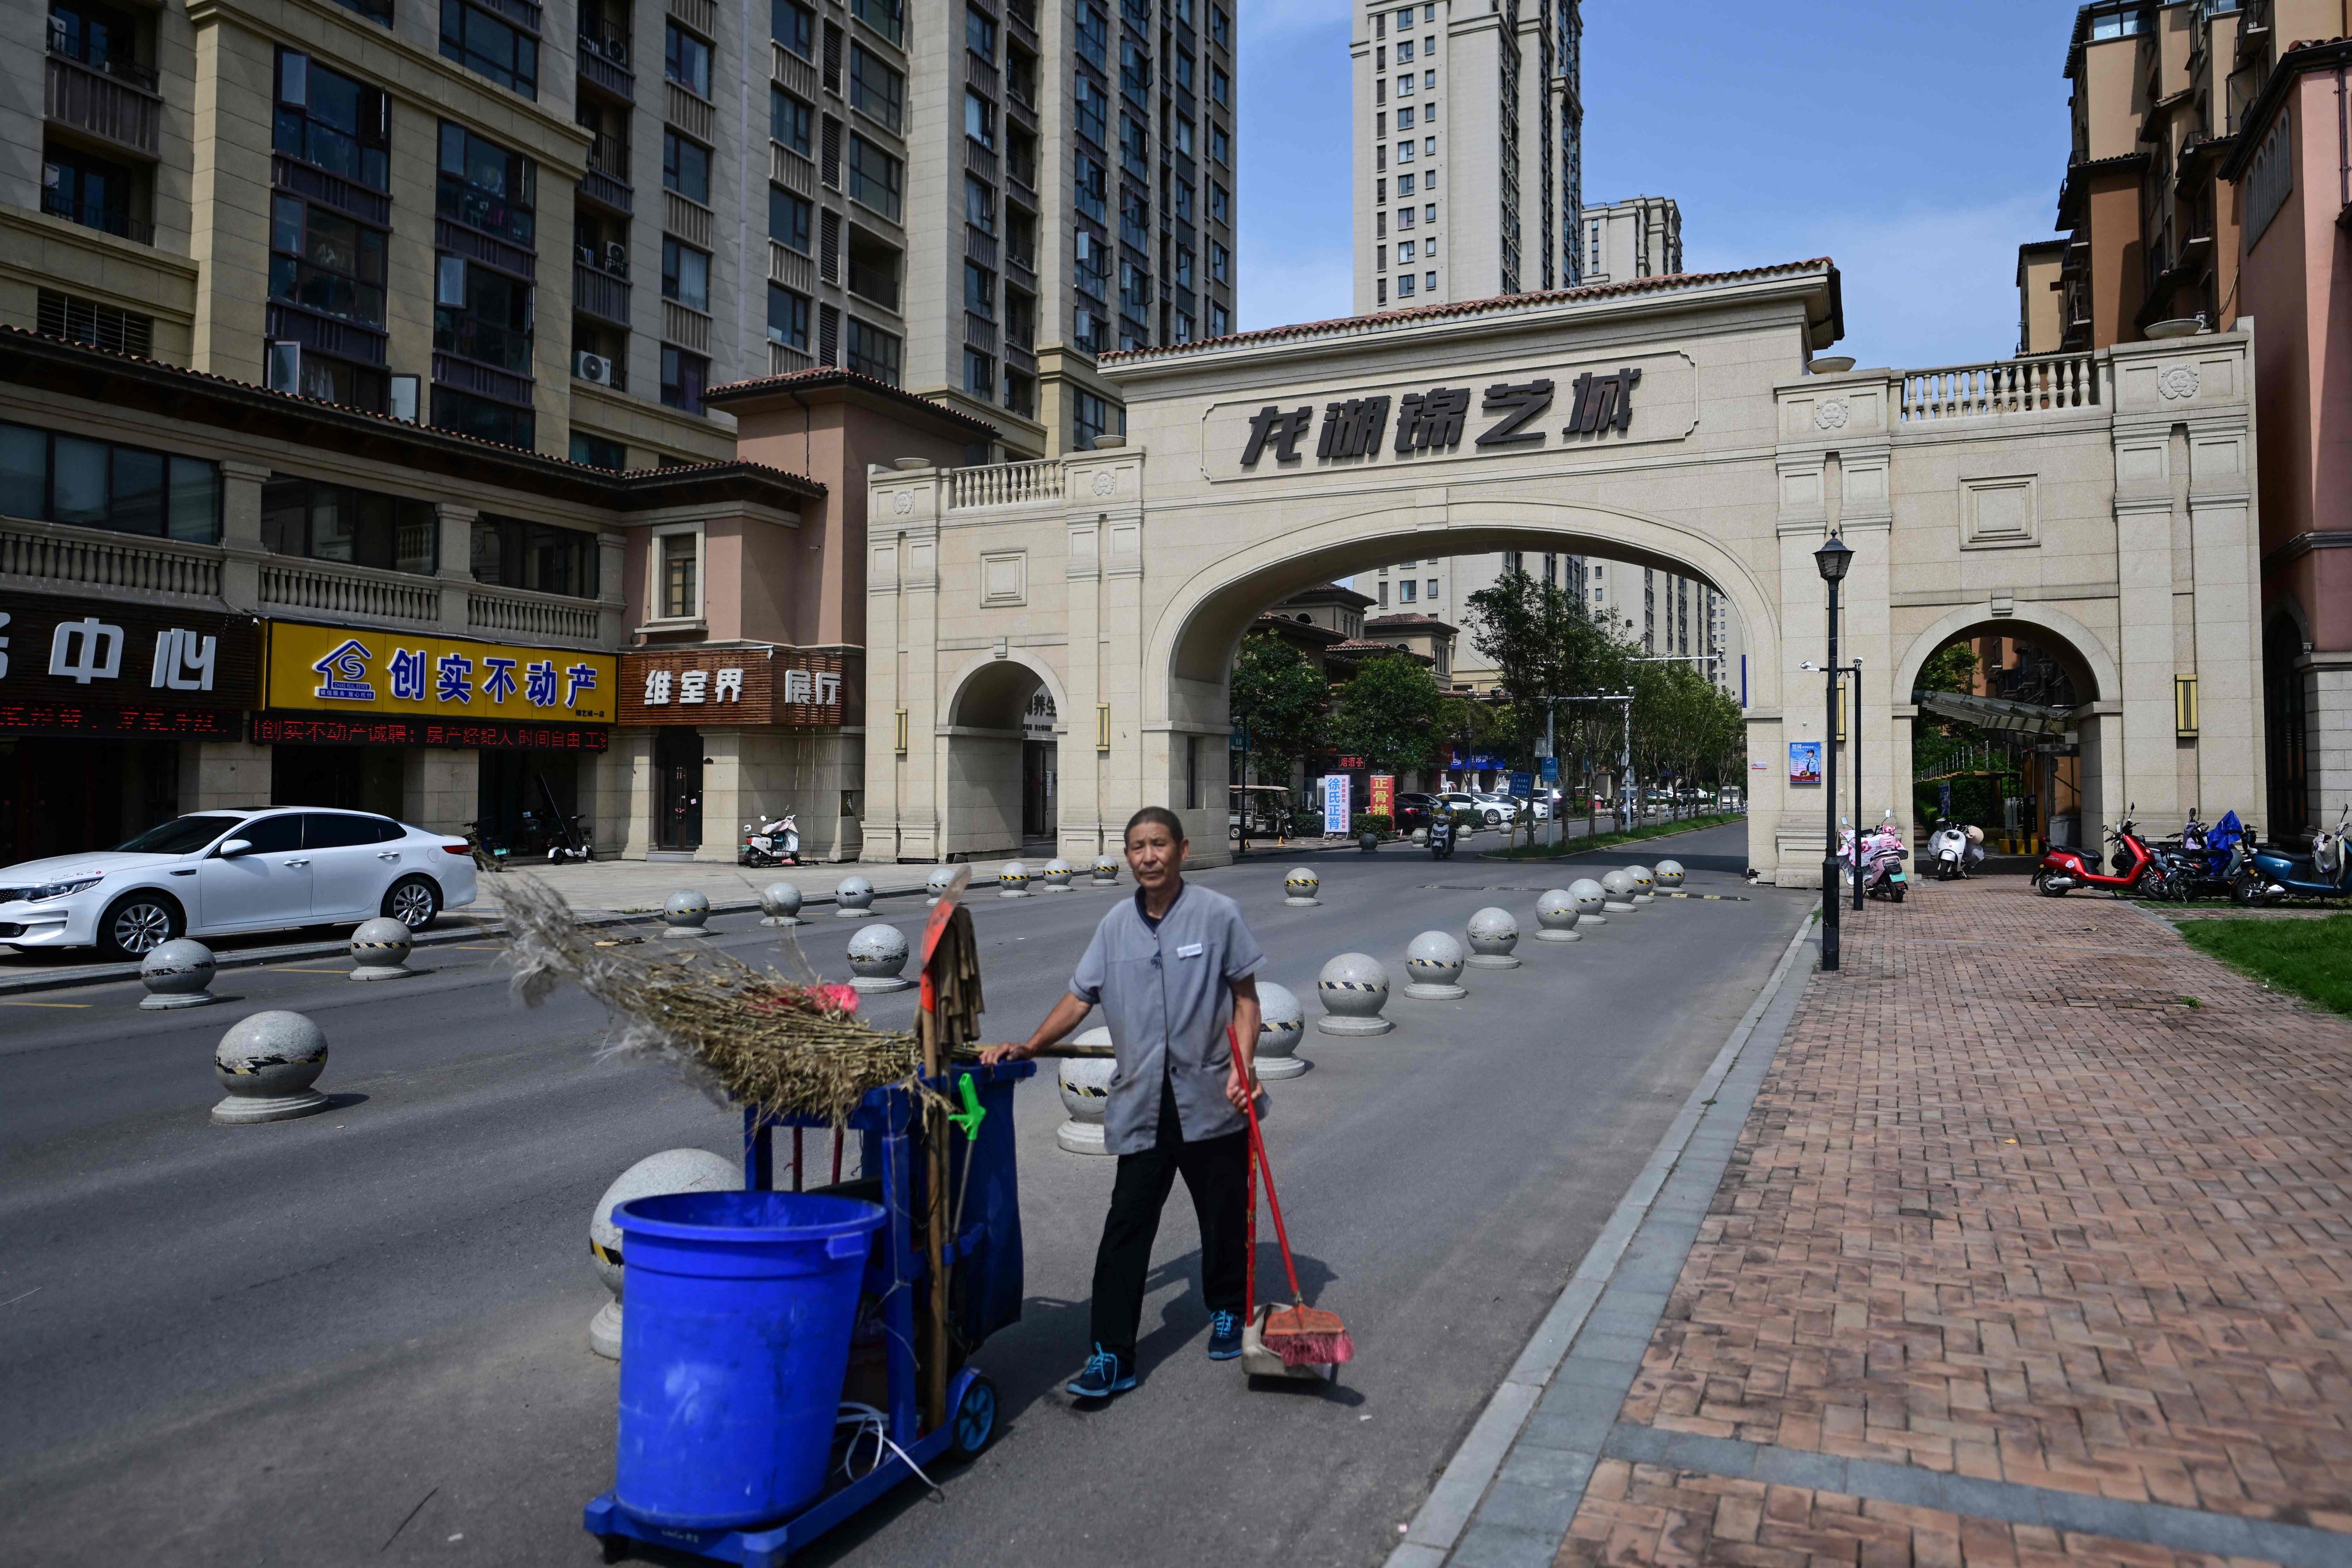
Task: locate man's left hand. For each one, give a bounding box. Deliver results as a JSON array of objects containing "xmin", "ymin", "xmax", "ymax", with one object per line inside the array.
[{"xmin": 1225, "ymin": 1061, "xmax": 1256, "ymax": 1112}]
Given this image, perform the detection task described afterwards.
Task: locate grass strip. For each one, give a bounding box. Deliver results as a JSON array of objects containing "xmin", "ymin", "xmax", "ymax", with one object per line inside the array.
[
  {"xmin": 2177, "ymin": 912, "xmax": 2352, "ymax": 1017},
  {"xmin": 1481, "ymin": 812, "xmax": 1747, "ymax": 862}
]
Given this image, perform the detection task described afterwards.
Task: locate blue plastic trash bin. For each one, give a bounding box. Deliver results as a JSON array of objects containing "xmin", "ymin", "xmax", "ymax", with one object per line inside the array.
[{"xmin": 611, "ymin": 1189, "xmax": 886, "ymax": 1528}]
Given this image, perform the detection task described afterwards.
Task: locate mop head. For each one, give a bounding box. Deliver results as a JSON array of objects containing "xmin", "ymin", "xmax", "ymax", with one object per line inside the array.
[
  {"xmin": 1262, "ymin": 1303, "xmax": 1354, "ymax": 1368},
  {"xmin": 500, "ymin": 872, "xmax": 936, "ymax": 1125}
]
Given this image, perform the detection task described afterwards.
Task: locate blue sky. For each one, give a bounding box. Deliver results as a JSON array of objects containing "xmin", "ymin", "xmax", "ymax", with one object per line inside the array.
[{"xmin": 1237, "ymin": 1, "xmax": 2084, "ymax": 369}]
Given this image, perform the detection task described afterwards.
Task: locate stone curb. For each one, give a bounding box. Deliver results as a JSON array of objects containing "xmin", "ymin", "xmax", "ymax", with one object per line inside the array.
[{"xmin": 1385, "ymin": 910, "xmax": 1816, "ymax": 1568}]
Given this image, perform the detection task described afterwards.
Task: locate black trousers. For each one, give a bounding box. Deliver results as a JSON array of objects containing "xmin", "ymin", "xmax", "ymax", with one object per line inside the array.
[{"xmin": 1089, "ymin": 1078, "xmax": 1250, "ymax": 1364}]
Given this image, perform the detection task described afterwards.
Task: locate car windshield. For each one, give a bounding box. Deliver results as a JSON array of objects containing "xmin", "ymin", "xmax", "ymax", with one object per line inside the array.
[{"xmin": 114, "ymin": 815, "xmax": 247, "ymax": 855}]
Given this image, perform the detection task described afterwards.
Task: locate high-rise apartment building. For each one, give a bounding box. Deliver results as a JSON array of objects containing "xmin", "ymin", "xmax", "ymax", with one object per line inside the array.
[
  {"xmin": 1350, "ymin": 0, "xmax": 1583, "ymax": 312},
  {"xmin": 1432, "ymin": 552, "xmax": 1743, "ymax": 700},
  {"xmin": 1574, "ymin": 194, "xmax": 1679, "ymax": 287},
  {"xmin": 3, "ymin": 0, "xmax": 1237, "ymax": 468}
]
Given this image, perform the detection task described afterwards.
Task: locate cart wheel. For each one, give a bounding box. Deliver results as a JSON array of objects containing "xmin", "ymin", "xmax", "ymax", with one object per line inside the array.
[
  {"xmin": 598, "ymin": 1535, "xmax": 627, "ymax": 1565},
  {"xmin": 949, "ymin": 1373, "xmax": 998, "ymax": 1461}
]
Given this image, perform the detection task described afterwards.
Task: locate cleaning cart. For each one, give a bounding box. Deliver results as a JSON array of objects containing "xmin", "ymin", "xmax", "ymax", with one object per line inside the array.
[{"xmin": 582, "ymin": 1060, "xmax": 1033, "ymax": 1567}]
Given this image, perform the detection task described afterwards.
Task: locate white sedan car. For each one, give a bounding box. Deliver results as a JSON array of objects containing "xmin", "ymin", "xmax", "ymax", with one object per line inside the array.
[{"xmin": 0, "ymin": 808, "xmax": 479, "ymax": 960}]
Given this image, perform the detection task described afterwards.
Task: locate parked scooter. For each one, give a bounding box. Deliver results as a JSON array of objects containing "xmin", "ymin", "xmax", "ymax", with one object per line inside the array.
[
  {"xmin": 1857, "ymin": 816, "xmax": 1909, "ymax": 902},
  {"xmin": 2160, "ymin": 808, "xmax": 2245, "ymax": 899},
  {"xmin": 462, "ymin": 819, "xmax": 509, "ymax": 875},
  {"xmin": 2228, "ymin": 803, "xmax": 2352, "ymax": 906},
  {"xmin": 739, "ymin": 812, "xmax": 800, "ymax": 868},
  {"xmin": 1925, "ymin": 821, "xmax": 1985, "ymax": 880},
  {"xmin": 1427, "ymin": 812, "xmax": 1457, "ymax": 860},
  {"xmin": 2033, "ymin": 805, "xmax": 2172, "ymax": 898},
  {"xmin": 530, "ymin": 775, "xmax": 594, "ymax": 862}
]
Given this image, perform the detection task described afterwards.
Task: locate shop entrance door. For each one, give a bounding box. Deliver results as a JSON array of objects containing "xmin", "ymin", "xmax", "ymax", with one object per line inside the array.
[
  {"xmin": 655, "ymin": 728, "xmax": 703, "ymax": 851},
  {"xmin": 1021, "ymin": 739, "xmax": 1057, "ymax": 845}
]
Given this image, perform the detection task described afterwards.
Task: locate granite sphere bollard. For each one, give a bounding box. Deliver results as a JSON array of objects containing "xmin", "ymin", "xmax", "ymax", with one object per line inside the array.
[
  {"xmin": 1402, "ymin": 930, "xmax": 1469, "ymax": 999},
  {"xmin": 835, "ymin": 875, "xmax": 875, "ymax": 917},
  {"xmin": 661, "ymin": 890, "xmax": 712, "ymax": 937},
  {"xmin": 1654, "ymin": 859, "xmax": 1686, "ymax": 890},
  {"xmin": 1625, "ymin": 865, "xmax": 1656, "ymax": 904},
  {"xmin": 587, "ymin": 1147, "xmax": 741, "ymax": 1359},
  {"xmin": 1042, "ymin": 858, "xmax": 1075, "ymax": 891},
  {"xmin": 1316, "ymin": 952, "xmax": 1393, "ymax": 1036},
  {"xmin": 139, "ymin": 939, "xmax": 218, "ymax": 1010},
  {"xmin": 1253, "ymin": 980, "xmax": 1308, "ymax": 1079},
  {"xmin": 759, "ymin": 881, "xmax": 804, "ymax": 926},
  {"xmin": 1570, "ymin": 878, "xmax": 1609, "ymax": 926},
  {"xmin": 1600, "ymin": 870, "xmax": 1639, "ymax": 913},
  {"xmin": 1056, "ymin": 1026, "xmax": 1116, "ymax": 1154},
  {"xmin": 1358, "ymin": 829, "xmax": 1380, "ymax": 854},
  {"xmin": 210, "ymin": 1010, "xmax": 332, "ymax": 1125},
  {"xmin": 1465, "ymin": 907, "xmax": 1523, "ymax": 970},
  {"xmin": 1283, "ymin": 867, "xmax": 1321, "ymax": 907},
  {"xmin": 997, "ymin": 861, "xmax": 1033, "ymax": 898},
  {"xmin": 846, "ymin": 923, "xmax": 913, "ymax": 994},
  {"xmin": 1535, "ymin": 890, "xmax": 1583, "ymax": 943},
  {"xmin": 1091, "ymin": 855, "xmax": 1119, "ymax": 886},
  {"xmin": 924, "ymin": 866, "xmax": 957, "ymax": 907},
  {"xmin": 348, "ymin": 917, "xmax": 416, "ymax": 980}
]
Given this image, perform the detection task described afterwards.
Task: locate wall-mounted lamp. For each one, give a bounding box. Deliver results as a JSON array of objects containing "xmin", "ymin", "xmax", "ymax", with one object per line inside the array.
[
  {"xmin": 1096, "ymin": 703, "xmax": 1112, "ymax": 751},
  {"xmin": 2175, "ymin": 674, "xmax": 2199, "ymax": 739},
  {"xmin": 894, "ymin": 708, "xmax": 909, "ymax": 755}
]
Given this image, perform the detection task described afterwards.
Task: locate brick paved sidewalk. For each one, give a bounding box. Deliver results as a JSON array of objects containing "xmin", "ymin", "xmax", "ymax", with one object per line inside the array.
[{"xmin": 1558, "ymin": 880, "xmax": 2352, "ymax": 1568}]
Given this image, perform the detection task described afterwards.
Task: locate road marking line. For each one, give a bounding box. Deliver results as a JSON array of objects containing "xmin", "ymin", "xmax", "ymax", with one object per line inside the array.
[
  {"xmin": 1, "ymin": 1000, "xmax": 90, "ymax": 1008},
  {"xmin": 268, "ymin": 967, "xmax": 349, "ymax": 974}
]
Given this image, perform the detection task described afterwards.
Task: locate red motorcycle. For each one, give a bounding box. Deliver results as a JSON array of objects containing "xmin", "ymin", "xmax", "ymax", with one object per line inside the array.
[{"xmin": 2033, "ymin": 806, "xmax": 2172, "ymax": 898}]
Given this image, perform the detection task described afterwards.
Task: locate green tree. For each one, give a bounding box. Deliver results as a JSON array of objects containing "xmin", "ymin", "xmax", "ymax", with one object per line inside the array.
[
  {"xmin": 1466, "ymin": 568, "xmax": 1631, "ymax": 844},
  {"xmin": 1913, "ymin": 643, "xmax": 1978, "ymax": 699},
  {"xmin": 1325, "ymin": 651, "xmax": 1445, "ymax": 776},
  {"xmin": 1229, "ymin": 633, "xmax": 1327, "ymax": 789}
]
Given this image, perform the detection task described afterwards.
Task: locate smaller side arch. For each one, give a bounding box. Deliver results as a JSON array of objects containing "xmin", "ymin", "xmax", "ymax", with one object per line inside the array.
[
  {"xmin": 941, "ymin": 647, "xmax": 1071, "ymax": 733},
  {"xmin": 1891, "ymin": 601, "xmax": 2119, "ymax": 705}
]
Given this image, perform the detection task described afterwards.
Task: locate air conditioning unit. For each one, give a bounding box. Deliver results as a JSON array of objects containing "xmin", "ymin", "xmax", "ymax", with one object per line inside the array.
[
  {"xmin": 604, "ymin": 242, "xmax": 629, "ymax": 276},
  {"xmin": 604, "ymin": 36, "xmax": 629, "ymax": 64},
  {"xmin": 575, "ymin": 350, "xmax": 615, "ymax": 385}
]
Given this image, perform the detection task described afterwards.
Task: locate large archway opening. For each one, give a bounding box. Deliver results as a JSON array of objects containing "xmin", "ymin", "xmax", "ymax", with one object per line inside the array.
[{"xmin": 942, "ymin": 656, "xmax": 1063, "ymax": 860}]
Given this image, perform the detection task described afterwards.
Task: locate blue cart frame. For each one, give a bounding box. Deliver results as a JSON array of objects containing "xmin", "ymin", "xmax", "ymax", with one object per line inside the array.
[{"xmin": 584, "ymin": 1060, "xmax": 1035, "ymax": 1567}]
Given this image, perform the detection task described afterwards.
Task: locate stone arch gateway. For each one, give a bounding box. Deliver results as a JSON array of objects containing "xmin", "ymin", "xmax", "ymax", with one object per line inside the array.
[{"xmin": 862, "ymin": 262, "xmax": 2263, "ymax": 880}]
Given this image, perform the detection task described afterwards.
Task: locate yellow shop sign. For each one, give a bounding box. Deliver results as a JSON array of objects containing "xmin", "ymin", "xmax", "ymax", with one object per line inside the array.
[{"xmin": 262, "ymin": 621, "xmax": 617, "ymax": 724}]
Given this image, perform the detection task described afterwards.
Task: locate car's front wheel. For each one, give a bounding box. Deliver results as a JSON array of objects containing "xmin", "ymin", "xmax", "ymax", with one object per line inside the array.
[
  {"xmin": 98, "ymin": 892, "xmax": 183, "ymax": 960},
  {"xmin": 381, "ymin": 875, "xmax": 441, "ymax": 931}
]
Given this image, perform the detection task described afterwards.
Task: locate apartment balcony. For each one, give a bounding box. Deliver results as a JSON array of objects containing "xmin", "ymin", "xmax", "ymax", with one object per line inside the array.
[
  {"xmin": 1, "ymin": 515, "xmax": 221, "ymax": 602},
  {"xmin": 40, "ymin": 187, "xmax": 152, "ymax": 245},
  {"xmin": 773, "ymin": 43, "xmax": 818, "ymax": 101},
  {"xmin": 468, "ymin": 583, "xmax": 601, "ymax": 643},
  {"xmin": 273, "ymin": 153, "xmax": 391, "ymax": 227},
  {"xmin": 964, "ymin": 311, "xmax": 998, "ymax": 352},
  {"xmin": 46, "ymin": 52, "xmax": 162, "ymax": 160},
  {"xmin": 266, "ymin": 301, "xmax": 388, "ymax": 365},
  {"xmin": 967, "ymin": 51, "xmax": 999, "ymax": 95},
  {"xmin": 1893, "ymin": 352, "xmax": 2104, "ymax": 424},
  {"xmin": 771, "ymin": 142, "xmax": 815, "ymax": 197},
  {"xmin": 261, "ymin": 557, "xmax": 440, "ymax": 625},
  {"xmin": 1005, "ymin": 341, "xmax": 1036, "ymax": 374},
  {"xmin": 580, "ymin": 136, "xmax": 633, "ymax": 214},
  {"xmin": 436, "ymin": 216, "xmax": 535, "ymax": 280},
  {"xmin": 662, "ymin": 298, "xmax": 711, "ymax": 354},
  {"xmin": 965, "ymin": 225, "xmax": 998, "ymax": 267},
  {"xmin": 946, "ymin": 457, "xmax": 1064, "ymax": 511},
  {"xmin": 577, "ymin": 26, "xmax": 634, "ymax": 102},
  {"xmin": 769, "ymin": 340, "xmax": 813, "ymax": 376},
  {"xmin": 667, "ymin": 0, "xmax": 717, "ymax": 39},
  {"xmin": 663, "ymin": 188, "xmax": 714, "ymax": 249},
  {"xmin": 665, "ymin": 80, "xmax": 714, "ymax": 144},
  {"xmin": 964, "ymin": 138, "xmax": 999, "ymax": 183},
  {"xmin": 573, "ymin": 263, "xmax": 631, "ymax": 326},
  {"xmin": 768, "ymin": 241, "xmax": 814, "ymax": 292}
]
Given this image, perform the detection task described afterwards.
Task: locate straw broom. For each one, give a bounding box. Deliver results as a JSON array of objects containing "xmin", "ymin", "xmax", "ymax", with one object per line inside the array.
[{"xmin": 501, "ymin": 872, "xmax": 936, "ymax": 1126}]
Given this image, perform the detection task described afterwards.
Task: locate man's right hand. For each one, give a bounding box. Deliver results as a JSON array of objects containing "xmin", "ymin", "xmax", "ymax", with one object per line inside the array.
[{"xmin": 978, "ymin": 1041, "xmax": 1035, "ymax": 1065}]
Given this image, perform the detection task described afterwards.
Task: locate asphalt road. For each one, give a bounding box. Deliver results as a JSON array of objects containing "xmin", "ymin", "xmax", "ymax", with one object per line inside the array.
[{"xmin": 0, "ymin": 822, "xmax": 1804, "ymax": 1567}]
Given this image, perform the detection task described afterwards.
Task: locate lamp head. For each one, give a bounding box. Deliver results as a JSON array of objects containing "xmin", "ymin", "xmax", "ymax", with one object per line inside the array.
[{"xmin": 1814, "ymin": 532, "xmax": 1853, "ymax": 584}]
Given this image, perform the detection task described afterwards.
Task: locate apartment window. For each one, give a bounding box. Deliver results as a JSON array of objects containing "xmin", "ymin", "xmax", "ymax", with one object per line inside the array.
[
  {"xmin": 1172, "ymin": 176, "xmax": 1193, "ymax": 221},
  {"xmin": 1210, "ymin": 61, "xmax": 1230, "ymax": 105},
  {"xmin": 1073, "ymin": 304, "xmax": 1104, "ymax": 353},
  {"xmin": 964, "ymin": 260, "xmax": 998, "ymax": 320},
  {"xmin": 51, "ymin": 0, "xmax": 152, "ymax": 83},
  {"xmin": 770, "ymin": 186, "xmax": 811, "ymax": 251},
  {"xmin": 658, "ymin": 531, "xmax": 698, "ymax": 617},
  {"xmin": 663, "ymin": 130, "xmax": 711, "ymax": 204},
  {"xmin": 1210, "ymin": 6, "xmax": 1229, "ymax": 47},
  {"xmin": 1073, "ymin": 152, "xmax": 1109, "ymax": 225},
  {"xmin": 773, "ymin": 0, "xmax": 814, "ymax": 56},
  {"xmin": 260, "ymin": 474, "xmax": 434, "ymax": 571},
  {"xmin": 1400, "ymin": 579, "xmax": 1417, "ymax": 603},
  {"xmin": 41, "ymin": 144, "xmax": 144, "ymax": 243},
  {"xmin": 767, "ymin": 283, "xmax": 810, "ymax": 347},
  {"xmin": 1007, "ymin": 42, "xmax": 1039, "ymax": 106},
  {"xmin": 1209, "ymin": 238, "xmax": 1229, "ymax": 283},
  {"xmin": 571, "ymin": 431, "xmax": 625, "ymax": 469},
  {"xmin": 1210, "ymin": 301, "xmax": 1228, "ymax": 334},
  {"xmin": 848, "ymin": 0, "xmax": 902, "ymax": 45},
  {"xmin": 1119, "ymin": 36, "xmax": 1150, "ymax": 96},
  {"xmin": 1397, "ymin": 207, "xmax": 1415, "ymax": 231},
  {"xmin": 471, "ymin": 515, "xmax": 598, "ymax": 597},
  {"xmin": 770, "ymin": 93, "xmax": 815, "ymax": 155},
  {"xmin": 434, "ymin": 255, "xmax": 532, "ymax": 374},
  {"xmin": 1377, "ymin": 242, "xmax": 1387, "ymax": 269},
  {"xmin": 271, "ymin": 194, "xmax": 388, "ymax": 330},
  {"xmin": 663, "ymin": 21, "xmax": 711, "ymax": 96},
  {"xmin": 1397, "ymin": 38, "xmax": 1414, "ymax": 62},
  {"xmin": 0, "ymin": 420, "xmax": 217, "ymax": 542},
  {"xmin": 661, "ymin": 344, "xmax": 708, "ymax": 412},
  {"xmin": 1425, "ymin": 270, "xmax": 1436, "ymax": 291},
  {"xmin": 1075, "ymin": 78, "xmax": 1110, "ymax": 155},
  {"xmin": 1210, "ymin": 123, "xmax": 1229, "ymax": 166},
  {"xmin": 1120, "ymin": 186, "xmax": 1149, "ymax": 249},
  {"xmin": 438, "ymin": 123, "xmax": 535, "ymax": 246},
  {"xmin": 1173, "ymin": 244, "xmax": 1194, "ymax": 287},
  {"xmin": 2088, "ymin": 7, "xmax": 2142, "ymax": 39},
  {"xmin": 1119, "ymin": 113, "xmax": 1149, "ymax": 177},
  {"xmin": 661, "ymin": 237, "xmax": 710, "ymax": 311},
  {"xmin": 1077, "ymin": 3, "xmax": 1108, "ymax": 70},
  {"xmin": 1397, "ymin": 140, "xmax": 1413, "ymax": 164},
  {"xmin": 1004, "ymin": 370, "xmax": 1035, "ymax": 417},
  {"xmin": 1400, "ymin": 173, "xmax": 1415, "ymax": 196},
  {"xmin": 965, "ymin": 4, "xmax": 996, "ymax": 60},
  {"xmin": 1397, "ymin": 239, "xmax": 1413, "ymax": 262},
  {"xmin": 1210, "ymin": 180, "xmax": 1228, "ymax": 224},
  {"xmin": 965, "ymin": 175, "xmax": 995, "ymax": 233},
  {"xmin": 848, "ymin": 135, "xmax": 903, "ymax": 219},
  {"xmin": 440, "ymin": 0, "xmax": 539, "ymax": 98},
  {"xmin": 1397, "ymin": 274, "xmax": 1416, "ymax": 298},
  {"xmin": 35, "ymin": 289, "xmax": 150, "ymax": 358},
  {"xmin": 1173, "ymin": 115, "xmax": 1194, "ymax": 158},
  {"xmin": 846, "ymin": 318, "xmax": 901, "ymax": 384},
  {"xmin": 1174, "ymin": 49, "xmax": 1195, "ymax": 95},
  {"xmin": 1118, "ymin": 258, "xmax": 1150, "ymax": 314},
  {"xmin": 1397, "ymin": 107, "xmax": 1413, "ymax": 132},
  {"xmin": 849, "ymin": 45, "xmax": 902, "ymax": 130},
  {"xmin": 1398, "ymin": 71, "xmax": 1413, "ymax": 95},
  {"xmin": 1074, "ymin": 229, "xmax": 1107, "ymax": 296},
  {"xmin": 965, "ymin": 90, "xmax": 997, "ymax": 148},
  {"xmin": 1072, "ymin": 389, "xmax": 1121, "ymax": 450},
  {"xmin": 273, "ymin": 52, "xmax": 391, "ymax": 190},
  {"xmin": 1005, "ymin": 286, "xmax": 1036, "ymax": 347},
  {"xmin": 1426, "ymin": 578, "xmax": 1439, "ymax": 599},
  {"xmin": 964, "ymin": 347, "xmax": 994, "ymax": 398},
  {"xmin": 847, "ymin": 231, "xmax": 900, "ymax": 308}
]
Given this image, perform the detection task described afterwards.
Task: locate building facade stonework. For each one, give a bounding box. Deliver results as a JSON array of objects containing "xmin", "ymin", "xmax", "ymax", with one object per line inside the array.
[{"xmin": 860, "ymin": 263, "xmax": 2264, "ymax": 883}]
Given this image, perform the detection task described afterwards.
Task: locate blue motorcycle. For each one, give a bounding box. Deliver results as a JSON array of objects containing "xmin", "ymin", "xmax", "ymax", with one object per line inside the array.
[
  {"xmin": 2227, "ymin": 805, "xmax": 2352, "ymax": 906},
  {"xmin": 2162, "ymin": 808, "xmax": 2245, "ymax": 899}
]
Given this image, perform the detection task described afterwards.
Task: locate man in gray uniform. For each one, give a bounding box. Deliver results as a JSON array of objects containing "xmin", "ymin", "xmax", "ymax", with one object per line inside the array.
[{"xmin": 983, "ymin": 804, "xmax": 1264, "ymax": 1399}]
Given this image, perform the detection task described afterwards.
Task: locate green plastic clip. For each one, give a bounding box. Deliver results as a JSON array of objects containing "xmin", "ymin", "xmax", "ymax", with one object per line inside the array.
[{"xmin": 949, "ymin": 1072, "xmax": 986, "ymax": 1141}]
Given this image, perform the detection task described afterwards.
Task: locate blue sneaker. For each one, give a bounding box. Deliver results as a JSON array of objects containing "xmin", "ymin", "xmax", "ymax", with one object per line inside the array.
[
  {"xmin": 1207, "ymin": 1310, "xmax": 1243, "ymax": 1361},
  {"xmin": 1065, "ymin": 1344, "xmax": 1136, "ymax": 1400}
]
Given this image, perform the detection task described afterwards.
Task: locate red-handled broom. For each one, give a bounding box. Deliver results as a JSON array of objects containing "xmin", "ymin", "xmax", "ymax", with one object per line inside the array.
[{"xmin": 1237, "ymin": 1032, "xmax": 1353, "ymax": 1369}]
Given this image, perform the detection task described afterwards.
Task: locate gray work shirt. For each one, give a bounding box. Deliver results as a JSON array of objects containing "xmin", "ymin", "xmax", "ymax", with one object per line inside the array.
[{"xmin": 1068, "ymin": 882, "xmax": 1265, "ymax": 1155}]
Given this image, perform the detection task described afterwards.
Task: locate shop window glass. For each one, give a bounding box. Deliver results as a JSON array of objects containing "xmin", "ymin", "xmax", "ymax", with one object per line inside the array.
[
  {"xmin": 0, "ymin": 420, "xmax": 218, "ymax": 540},
  {"xmin": 471, "ymin": 513, "xmax": 599, "ymax": 597},
  {"xmin": 260, "ymin": 474, "xmax": 438, "ymax": 572}
]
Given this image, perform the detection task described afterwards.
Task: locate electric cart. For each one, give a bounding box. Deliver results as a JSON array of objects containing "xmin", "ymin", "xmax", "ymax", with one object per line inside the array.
[{"xmin": 583, "ymin": 1059, "xmax": 1034, "ymax": 1568}]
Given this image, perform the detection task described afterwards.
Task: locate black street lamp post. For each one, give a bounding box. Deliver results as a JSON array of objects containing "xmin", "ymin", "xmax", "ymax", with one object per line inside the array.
[{"xmin": 1814, "ymin": 533, "xmax": 1853, "ymax": 972}]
